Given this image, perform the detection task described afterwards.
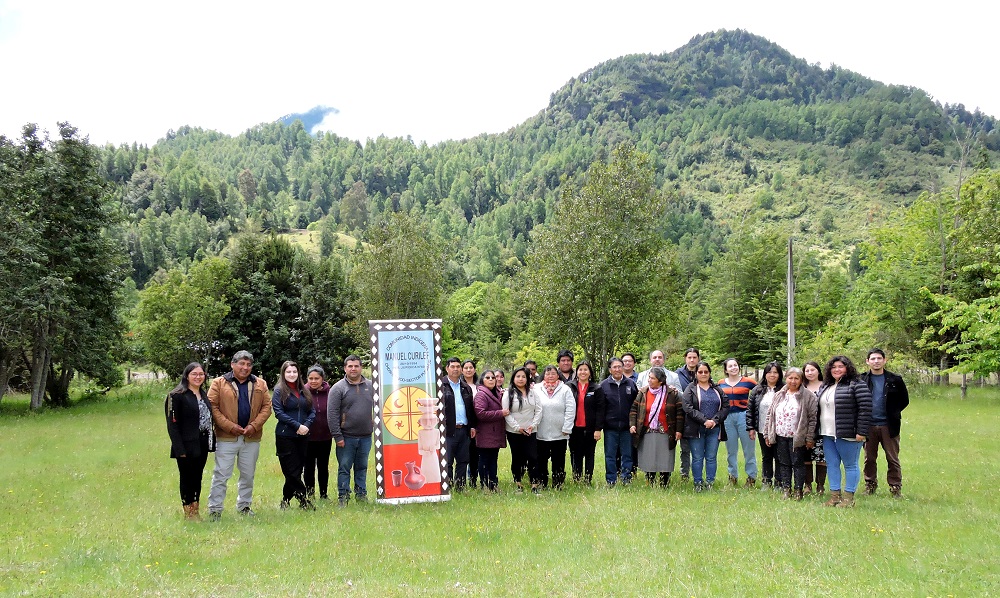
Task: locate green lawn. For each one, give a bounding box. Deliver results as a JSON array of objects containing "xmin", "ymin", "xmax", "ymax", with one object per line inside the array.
[{"xmin": 1, "ymin": 384, "xmax": 997, "ymax": 596}]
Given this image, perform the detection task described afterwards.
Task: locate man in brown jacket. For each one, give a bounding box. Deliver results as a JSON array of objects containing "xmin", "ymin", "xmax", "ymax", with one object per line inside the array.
[{"xmin": 206, "ymin": 350, "xmax": 271, "ymax": 519}]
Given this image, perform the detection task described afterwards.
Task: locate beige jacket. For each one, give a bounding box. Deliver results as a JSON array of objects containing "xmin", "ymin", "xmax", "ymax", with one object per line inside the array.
[{"xmin": 208, "ymin": 372, "xmax": 271, "ymax": 442}]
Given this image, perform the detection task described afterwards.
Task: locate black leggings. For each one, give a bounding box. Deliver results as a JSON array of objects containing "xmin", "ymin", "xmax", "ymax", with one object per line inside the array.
[
  {"xmin": 175, "ymin": 436, "xmax": 209, "ymax": 505},
  {"xmin": 275, "ymin": 435, "xmax": 309, "ymax": 503},
  {"xmin": 536, "ymin": 439, "xmax": 568, "ymax": 488},
  {"xmin": 305, "ymin": 439, "xmax": 332, "ymax": 497},
  {"xmin": 507, "ymin": 432, "xmax": 539, "ymax": 485},
  {"xmin": 568, "ymin": 426, "xmax": 597, "ymax": 481}
]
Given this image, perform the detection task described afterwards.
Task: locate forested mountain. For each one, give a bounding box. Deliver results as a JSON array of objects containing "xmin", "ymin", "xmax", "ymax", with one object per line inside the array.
[
  {"xmin": 90, "ymin": 29, "xmax": 1000, "ymax": 381},
  {"xmin": 105, "ymin": 29, "xmax": 996, "ymax": 288}
]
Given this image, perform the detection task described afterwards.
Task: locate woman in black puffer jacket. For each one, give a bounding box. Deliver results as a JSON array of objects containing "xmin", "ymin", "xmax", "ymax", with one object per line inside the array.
[{"xmin": 816, "ymin": 355, "xmax": 872, "ymax": 508}]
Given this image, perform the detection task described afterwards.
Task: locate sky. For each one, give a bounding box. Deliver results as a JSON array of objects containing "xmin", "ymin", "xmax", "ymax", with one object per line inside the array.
[{"xmin": 1, "ymin": 0, "xmax": 997, "ymax": 148}]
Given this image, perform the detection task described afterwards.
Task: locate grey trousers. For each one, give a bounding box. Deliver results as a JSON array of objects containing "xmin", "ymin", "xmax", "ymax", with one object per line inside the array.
[{"xmin": 208, "ymin": 436, "xmax": 261, "ymax": 513}]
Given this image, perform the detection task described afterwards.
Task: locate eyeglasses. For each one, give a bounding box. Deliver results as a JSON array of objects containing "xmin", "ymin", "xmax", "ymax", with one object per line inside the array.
[{"xmin": 483, "ymin": 376, "xmax": 495, "ymax": 380}]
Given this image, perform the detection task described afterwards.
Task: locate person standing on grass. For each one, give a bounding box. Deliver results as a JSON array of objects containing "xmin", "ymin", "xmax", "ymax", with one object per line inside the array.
[
  {"xmin": 207, "ymin": 350, "xmax": 271, "ymax": 520},
  {"xmin": 763, "ymin": 367, "xmax": 817, "ymax": 500},
  {"xmin": 802, "ymin": 361, "xmax": 827, "ymax": 495},
  {"xmin": 532, "ymin": 365, "xmax": 575, "ymax": 490},
  {"xmin": 600, "ymin": 357, "xmax": 639, "ymax": 487},
  {"xmin": 442, "ymin": 357, "xmax": 477, "ymax": 491},
  {"xmin": 565, "ymin": 361, "xmax": 604, "ymax": 485},
  {"xmin": 493, "ymin": 369, "xmax": 506, "ymax": 394},
  {"xmin": 719, "ymin": 358, "xmax": 759, "ymax": 488},
  {"xmin": 272, "ymin": 360, "xmax": 315, "ymax": 510},
  {"xmin": 328, "ymin": 354, "xmax": 376, "ymax": 507},
  {"xmin": 637, "ymin": 350, "xmax": 681, "ymax": 391},
  {"xmin": 165, "ymin": 362, "xmax": 216, "ymax": 520},
  {"xmin": 303, "ymin": 364, "xmax": 333, "ymax": 501},
  {"xmin": 630, "ymin": 367, "xmax": 684, "ymax": 488},
  {"xmin": 524, "ymin": 360, "xmax": 541, "ymax": 384},
  {"xmin": 503, "ymin": 366, "xmax": 542, "ymax": 493},
  {"xmin": 682, "ymin": 361, "xmax": 729, "ymax": 492},
  {"xmin": 462, "ymin": 360, "xmax": 481, "ymax": 489},
  {"xmin": 861, "ymin": 349, "xmax": 909, "ymax": 498},
  {"xmin": 556, "ymin": 349, "xmax": 575, "ymax": 383},
  {"xmin": 621, "ymin": 353, "xmax": 639, "ymax": 384},
  {"xmin": 674, "ymin": 347, "xmax": 701, "ymax": 481},
  {"xmin": 747, "ymin": 362, "xmax": 783, "ymax": 490},
  {"xmin": 817, "ymin": 355, "xmax": 872, "ymax": 508},
  {"xmin": 473, "ymin": 369, "xmax": 508, "ymax": 492}
]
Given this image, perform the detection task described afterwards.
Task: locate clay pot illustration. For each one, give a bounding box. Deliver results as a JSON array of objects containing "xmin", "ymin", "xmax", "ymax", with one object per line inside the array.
[{"xmin": 403, "ymin": 461, "xmax": 426, "ymax": 490}]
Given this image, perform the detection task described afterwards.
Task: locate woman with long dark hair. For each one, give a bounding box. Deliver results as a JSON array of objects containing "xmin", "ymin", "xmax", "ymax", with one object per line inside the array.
[
  {"xmin": 566, "ymin": 361, "xmax": 604, "ymax": 485},
  {"xmin": 503, "ymin": 366, "xmax": 541, "ymax": 493},
  {"xmin": 747, "ymin": 361, "xmax": 783, "ymax": 490},
  {"xmin": 817, "ymin": 355, "xmax": 872, "ymax": 508},
  {"xmin": 682, "ymin": 361, "xmax": 729, "ymax": 492},
  {"xmin": 165, "ymin": 362, "xmax": 216, "ymax": 520},
  {"xmin": 462, "ymin": 359, "xmax": 481, "ymax": 489},
  {"xmin": 474, "ymin": 368, "xmax": 508, "ymax": 491},
  {"xmin": 272, "ymin": 360, "xmax": 316, "ymax": 510},
  {"xmin": 304, "ymin": 364, "xmax": 332, "ymax": 500},
  {"xmin": 802, "ymin": 361, "xmax": 827, "ymax": 495}
]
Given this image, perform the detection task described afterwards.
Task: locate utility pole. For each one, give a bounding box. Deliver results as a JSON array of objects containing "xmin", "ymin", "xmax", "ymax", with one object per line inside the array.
[{"xmin": 787, "ymin": 237, "xmax": 795, "ymax": 367}]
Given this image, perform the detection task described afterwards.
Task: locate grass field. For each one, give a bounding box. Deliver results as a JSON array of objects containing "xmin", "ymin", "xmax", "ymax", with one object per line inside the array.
[{"xmin": 1, "ymin": 384, "xmax": 997, "ymax": 596}]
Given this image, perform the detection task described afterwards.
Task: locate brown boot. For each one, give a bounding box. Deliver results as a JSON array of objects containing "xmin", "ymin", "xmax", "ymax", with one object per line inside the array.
[
  {"xmin": 836, "ymin": 491, "xmax": 855, "ymax": 508},
  {"xmin": 191, "ymin": 501, "xmax": 202, "ymax": 521},
  {"xmin": 889, "ymin": 485, "xmax": 903, "ymax": 499},
  {"xmin": 729, "ymin": 475, "xmax": 738, "ymax": 487},
  {"xmin": 794, "ymin": 489, "xmax": 804, "ymax": 501},
  {"xmin": 183, "ymin": 503, "xmax": 197, "ymax": 520},
  {"xmin": 744, "ymin": 477, "xmax": 756, "ymax": 489},
  {"xmin": 781, "ymin": 487, "xmax": 791, "ymax": 499},
  {"xmin": 802, "ymin": 483, "xmax": 813, "ymax": 496},
  {"xmin": 863, "ymin": 480, "xmax": 877, "ymax": 495},
  {"xmin": 824, "ymin": 490, "xmax": 842, "ymax": 507}
]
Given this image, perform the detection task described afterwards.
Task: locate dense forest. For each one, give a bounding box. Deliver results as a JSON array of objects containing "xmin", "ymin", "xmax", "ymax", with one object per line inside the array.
[{"xmin": 4, "ymin": 29, "xmax": 1000, "ymax": 407}]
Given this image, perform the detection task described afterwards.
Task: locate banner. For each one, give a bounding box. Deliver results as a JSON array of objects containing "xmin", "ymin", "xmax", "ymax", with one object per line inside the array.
[{"xmin": 369, "ymin": 319, "xmax": 450, "ymax": 504}]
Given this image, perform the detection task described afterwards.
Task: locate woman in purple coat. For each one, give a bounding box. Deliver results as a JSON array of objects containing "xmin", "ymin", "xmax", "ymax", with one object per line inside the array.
[{"xmin": 473, "ymin": 368, "xmax": 509, "ymax": 491}]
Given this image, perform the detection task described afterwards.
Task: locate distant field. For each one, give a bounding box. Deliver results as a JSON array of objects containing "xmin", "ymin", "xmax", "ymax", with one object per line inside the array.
[
  {"xmin": 279, "ymin": 228, "xmax": 358, "ymax": 256},
  {"xmin": 1, "ymin": 384, "xmax": 997, "ymax": 596}
]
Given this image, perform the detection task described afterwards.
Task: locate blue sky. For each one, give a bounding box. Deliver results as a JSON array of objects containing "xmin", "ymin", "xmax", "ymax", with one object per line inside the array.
[{"xmin": 1, "ymin": 0, "xmax": 997, "ymax": 147}]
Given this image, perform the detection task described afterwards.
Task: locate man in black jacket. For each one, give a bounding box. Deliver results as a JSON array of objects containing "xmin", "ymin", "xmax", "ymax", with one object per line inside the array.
[
  {"xmin": 441, "ymin": 357, "xmax": 477, "ymax": 491},
  {"xmin": 600, "ymin": 358, "xmax": 638, "ymax": 486},
  {"xmin": 861, "ymin": 349, "xmax": 909, "ymax": 498}
]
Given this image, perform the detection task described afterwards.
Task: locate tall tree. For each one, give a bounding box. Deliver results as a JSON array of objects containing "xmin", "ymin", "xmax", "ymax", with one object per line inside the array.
[
  {"xmin": 5, "ymin": 124, "xmax": 127, "ymax": 408},
  {"xmin": 351, "ymin": 211, "xmax": 446, "ymax": 335},
  {"xmin": 925, "ymin": 169, "xmax": 1000, "ymax": 377},
  {"xmin": 520, "ymin": 142, "xmax": 676, "ymax": 373},
  {"xmin": 135, "ymin": 257, "xmax": 235, "ymax": 375}
]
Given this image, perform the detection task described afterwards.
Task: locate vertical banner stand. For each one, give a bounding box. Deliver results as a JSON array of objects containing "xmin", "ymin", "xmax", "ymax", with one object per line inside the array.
[{"xmin": 369, "ymin": 319, "xmax": 450, "ymax": 504}]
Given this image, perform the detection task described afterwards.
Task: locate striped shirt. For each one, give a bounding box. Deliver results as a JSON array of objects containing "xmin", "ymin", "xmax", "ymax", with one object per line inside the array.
[{"xmin": 718, "ymin": 376, "xmax": 756, "ymax": 411}]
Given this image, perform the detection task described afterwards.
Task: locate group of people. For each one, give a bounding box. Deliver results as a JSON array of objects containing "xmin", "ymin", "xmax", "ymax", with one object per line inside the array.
[
  {"xmin": 165, "ymin": 351, "xmax": 375, "ymax": 520},
  {"xmin": 165, "ymin": 346, "xmax": 909, "ymax": 519},
  {"xmin": 440, "ymin": 347, "xmax": 909, "ymax": 508}
]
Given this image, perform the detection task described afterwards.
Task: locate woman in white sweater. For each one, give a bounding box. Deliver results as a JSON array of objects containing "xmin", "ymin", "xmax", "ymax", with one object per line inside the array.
[
  {"xmin": 503, "ymin": 367, "xmax": 542, "ymax": 493},
  {"xmin": 530, "ymin": 365, "xmax": 576, "ymax": 490}
]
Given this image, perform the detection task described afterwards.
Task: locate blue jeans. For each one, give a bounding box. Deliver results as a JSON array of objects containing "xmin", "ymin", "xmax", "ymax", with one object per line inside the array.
[
  {"xmin": 603, "ymin": 429, "xmax": 633, "ymax": 485},
  {"xmin": 689, "ymin": 427, "xmax": 722, "ymax": 485},
  {"xmin": 336, "ymin": 434, "xmax": 371, "ymax": 499},
  {"xmin": 822, "ymin": 435, "xmax": 862, "ymax": 493},
  {"xmin": 724, "ymin": 410, "xmax": 757, "ymax": 480}
]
